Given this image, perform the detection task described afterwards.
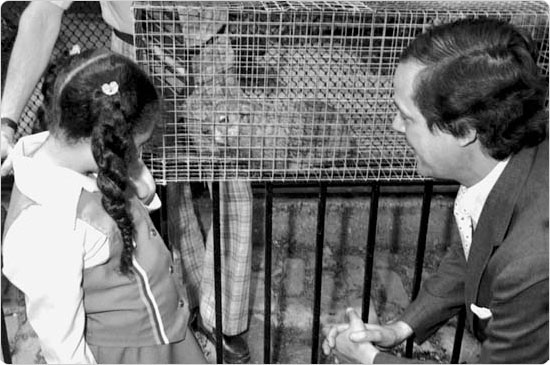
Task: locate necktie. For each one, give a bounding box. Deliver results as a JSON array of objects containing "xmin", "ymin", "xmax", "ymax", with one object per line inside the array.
[{"xmin": 454, "ymin": 186, "xmax": 474, "ymax": 259}]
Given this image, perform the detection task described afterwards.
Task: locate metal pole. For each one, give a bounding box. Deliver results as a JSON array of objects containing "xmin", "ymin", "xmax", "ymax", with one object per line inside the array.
[
  {"xmin": 1, "ymin": 309, "xmax": 11, "ymax": 363},
  {"xmin": 154, "ymin": 184, "xmax": 170, "ymax": 250},
  {"xmin": 451, "ymin": 307, "xmax": 466, "ymax": 363},
  {"xmin": 362, "ymin": 182, "xmax": 380, "ymax": 321},
  {"xmin": 264, "ymin": 183, "xmax": 273, "ymax": 364},
  {"xmin": 211, "ymin": 182, "xmax": 224, "ymax": 363},
  {"xmin": 310, "ymin": 182, "xmax": 327, "ymax": 364}
]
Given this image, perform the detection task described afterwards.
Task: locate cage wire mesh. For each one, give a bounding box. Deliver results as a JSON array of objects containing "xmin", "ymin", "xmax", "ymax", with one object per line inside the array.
[
  {"xmin": 3, "ymin": 2, "xmax": 548, "ymax": 183},
  {"xmin": 1, "ymin": 2, "xmax": 111, "ymax": 140},
  {"xmin": 133, "ymin": 0, "xmax": 549, "ymax": 183}
]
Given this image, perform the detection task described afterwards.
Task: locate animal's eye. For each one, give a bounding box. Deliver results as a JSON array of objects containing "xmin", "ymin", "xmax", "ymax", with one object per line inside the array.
[{"xmin": 239, "ymin": 112, "xmax": 249, "ymax": 122}]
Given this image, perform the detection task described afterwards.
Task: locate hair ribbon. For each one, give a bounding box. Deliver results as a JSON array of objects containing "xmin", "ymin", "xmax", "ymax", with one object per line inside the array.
[{"xmin": 101, "ymin": 81, "xmax": 119, "ymax": 96}]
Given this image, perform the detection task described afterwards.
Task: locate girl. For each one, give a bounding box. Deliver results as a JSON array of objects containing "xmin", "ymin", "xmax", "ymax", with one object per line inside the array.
[{"xmin": 2, "ymin": 49, "xmax": 206, "ymax": 364}]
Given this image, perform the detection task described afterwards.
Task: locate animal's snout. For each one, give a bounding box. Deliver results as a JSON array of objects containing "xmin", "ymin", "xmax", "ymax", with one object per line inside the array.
[{"xmin": 215, "ymin": 115, "xmax": 229, "ymax": 145}]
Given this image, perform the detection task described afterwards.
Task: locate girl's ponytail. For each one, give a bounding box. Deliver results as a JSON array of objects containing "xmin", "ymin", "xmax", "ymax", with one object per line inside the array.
[
  {"xmin": 91, "ymin": 89, "xmax": 137, "ymax": 276},
  {"xmin": 44, "ymin": 49, "xmax": 160, "ymax": 276}
]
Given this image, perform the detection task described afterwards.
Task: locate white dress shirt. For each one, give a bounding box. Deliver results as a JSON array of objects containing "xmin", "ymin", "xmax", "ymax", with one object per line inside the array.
[{"xmin": 454, "ymin": 158, "xmax": 509, "ymax": 259}]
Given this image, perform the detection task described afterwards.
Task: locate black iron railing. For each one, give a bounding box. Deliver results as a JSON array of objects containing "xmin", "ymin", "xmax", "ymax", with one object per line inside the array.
[
  {"xmin": 1, "ymin": 178, "xmax": 463, "ymax": 364},
  {"xmin": 153, "ymin": 180, "xmax": 464, "ymax": 364}
]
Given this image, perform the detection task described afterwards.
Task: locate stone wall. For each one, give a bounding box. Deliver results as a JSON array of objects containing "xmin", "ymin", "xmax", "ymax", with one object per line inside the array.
[{"xmin": 245, "ymin": 191, "xmax": 480, "ymax": 363}]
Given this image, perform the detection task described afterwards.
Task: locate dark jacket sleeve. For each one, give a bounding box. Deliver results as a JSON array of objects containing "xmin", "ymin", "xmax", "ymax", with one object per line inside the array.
[
  {"xmin": 378, "ymin": 240, "xmax": 549, "ymax": 364},
  {"xmin": 369, "ymin": 244, "xmax": 467, "ymax": 364},
  {"xmin": 399, "ymin": 242, "xmax": 466, "ymax": 343},
  {"xmin": 478, "ymin": 253, "xmax": 548, "ymax": 363}
]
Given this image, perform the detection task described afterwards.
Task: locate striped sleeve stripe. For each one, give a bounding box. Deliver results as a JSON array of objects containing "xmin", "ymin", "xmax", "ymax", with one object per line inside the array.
[{"xmin": 132, "ymin": 257, "xmax": 170, "ymax": 344}]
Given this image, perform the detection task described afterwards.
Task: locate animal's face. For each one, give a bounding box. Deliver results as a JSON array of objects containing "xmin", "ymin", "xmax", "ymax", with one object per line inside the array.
[
  {"xmin": 214, "ymin": 113, "xmax": 244, "ymax": 145},
  {"xmin": 210, "ymin": 102, "xmax": 255, "ymax": 148}
]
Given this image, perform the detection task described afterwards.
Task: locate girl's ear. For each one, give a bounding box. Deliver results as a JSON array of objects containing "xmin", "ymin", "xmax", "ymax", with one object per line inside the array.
[{"xmin": 71, "ymin": 136, "xmax": 99, "ymax": 174}]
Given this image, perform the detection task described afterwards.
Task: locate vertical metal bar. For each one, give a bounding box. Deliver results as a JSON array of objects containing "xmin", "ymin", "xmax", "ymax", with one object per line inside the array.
[
  {"xmin": 1, "ymin": 309, "xmax": 11, "ymax": 363},
  {"xmin": 1, "ymin": 210, "xmax": 11, "ymax": 364},
  {"xmin": 451, "ymin": 307, "xmax": 466, "ymax": 363},
  {"xmin": 310, "ymin": 182, "xmax": 327, "ymax": 364},
  {"xmin": 263, "ymin": 183, "xmax": 273, "ymax": 364},
  {"xmin": 361, "ymin": 182, "xmax": 380, "ymax": 321},
  {"xmin": 154, "ymin": 184, "xmax": 170, "ymax": 250},
  {"xmin": 211, "ymin": 182, "xmax": 224, "ymax": 363},
  {"xmin": 405, "ymin": 181, "xmax": 433, "ymax": 357}
]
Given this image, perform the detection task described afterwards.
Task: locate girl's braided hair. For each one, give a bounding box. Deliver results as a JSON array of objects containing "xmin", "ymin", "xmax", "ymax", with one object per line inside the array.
[{"xmin": 41, "ymin": 48, "xmax": 160, "ymax": 276}]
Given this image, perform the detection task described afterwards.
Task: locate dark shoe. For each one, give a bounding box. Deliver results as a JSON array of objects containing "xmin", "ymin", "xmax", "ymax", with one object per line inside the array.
[{"xmin": 191, "ymin": 311, "xmax": 251, "ymax": 364}]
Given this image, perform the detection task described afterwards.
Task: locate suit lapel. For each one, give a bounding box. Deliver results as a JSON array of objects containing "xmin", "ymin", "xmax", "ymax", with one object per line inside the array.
[{"xmin": 464, "ymin": 144, "xmax": 538, "ymax": 330}]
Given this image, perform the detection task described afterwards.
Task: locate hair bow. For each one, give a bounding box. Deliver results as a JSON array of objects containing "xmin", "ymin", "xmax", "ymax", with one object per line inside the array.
[
  {"xmin": 69, "ymin": 44, "xmax": 81, "ymax": 56},
  {"xmin": 101, "ymin": 81, "xmax": 119, "ymax": 96}
]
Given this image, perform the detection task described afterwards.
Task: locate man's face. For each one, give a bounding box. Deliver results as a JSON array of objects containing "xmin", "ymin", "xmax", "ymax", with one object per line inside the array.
[{"xmin": 392, "ymin": 60, "xmax": 463, "ymax": 180}]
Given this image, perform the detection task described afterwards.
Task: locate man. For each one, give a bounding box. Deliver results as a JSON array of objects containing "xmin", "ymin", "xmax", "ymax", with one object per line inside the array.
[
  {"xmin": 323, "ymin": 18, "xmax": 548, "ymax": 363},
  {"xmin": 0, "ymin": 2, "xmax": 252, "ymax": 363}
]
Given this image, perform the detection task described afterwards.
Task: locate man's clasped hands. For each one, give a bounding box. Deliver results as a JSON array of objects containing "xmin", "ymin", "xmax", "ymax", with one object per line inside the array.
[{"xmin": 322, "ymin": 307, "xmax": 414, "ymax": 364}]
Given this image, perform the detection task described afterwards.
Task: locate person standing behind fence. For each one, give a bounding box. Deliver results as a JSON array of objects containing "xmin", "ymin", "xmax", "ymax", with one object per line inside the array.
[
  {"xmin": 2, "ymin": 48, "xmax": 208, "ymax": 364},
  {"xmin": 0, "ymin": 2, "xmax": 253, "ymax": 363},
  {"xmin": 322, "ymin": 18, "xmax": 548, "ymax": 364}
]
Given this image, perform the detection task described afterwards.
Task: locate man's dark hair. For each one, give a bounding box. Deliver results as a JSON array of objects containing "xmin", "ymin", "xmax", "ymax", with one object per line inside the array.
[{"xmin": 401, "ymin": 18, "xmax": 547, "ymax": 160}]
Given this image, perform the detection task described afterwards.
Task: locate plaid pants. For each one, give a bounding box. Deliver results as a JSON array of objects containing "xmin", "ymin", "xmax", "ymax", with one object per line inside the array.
[
  {"xmin": 167, "ymin": 182, "xmax": 252, "ymax": 335},
  {"xmin": 112, "ymin": 33, "xmax": 252, "ymax": 335}
]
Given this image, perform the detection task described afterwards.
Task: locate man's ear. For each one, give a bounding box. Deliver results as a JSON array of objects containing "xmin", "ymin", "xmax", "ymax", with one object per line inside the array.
[
  {"xmin": 458, "ymin": 128, "xmax": 478, "ymax": 148},
  {"xmin": 454, "ymin": 117, "xmax": 478, "ymax": 147}
]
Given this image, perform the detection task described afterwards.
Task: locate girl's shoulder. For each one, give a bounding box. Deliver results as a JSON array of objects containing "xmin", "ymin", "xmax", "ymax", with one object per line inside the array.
[{"xmin": 76, "ymin": 189, "xmax": 119, "ymax": 238}]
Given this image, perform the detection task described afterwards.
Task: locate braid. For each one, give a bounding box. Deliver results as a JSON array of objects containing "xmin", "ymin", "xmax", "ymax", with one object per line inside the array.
[
  {"xmin": 91, "ymin": 94, "xmax": 137, "ymax": 276},
  {"xmin": 42, "ymin": 49, "xmax": 161, "ymax": 276}
]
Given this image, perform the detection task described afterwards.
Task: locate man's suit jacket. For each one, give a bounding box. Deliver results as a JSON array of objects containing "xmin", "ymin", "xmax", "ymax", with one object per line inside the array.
[{"xmin": 376, "ymin": 139, "xmax": 549, "ymax": 364}]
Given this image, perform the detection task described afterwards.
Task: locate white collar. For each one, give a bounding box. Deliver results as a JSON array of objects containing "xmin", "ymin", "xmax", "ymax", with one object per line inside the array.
[
  {"xmin": 457, "ymin": 158, "xmax": 510, "ymax": 229},
  {"xmin": 11, "ymin": 132, "xmax": 99, "ymax": 229}
]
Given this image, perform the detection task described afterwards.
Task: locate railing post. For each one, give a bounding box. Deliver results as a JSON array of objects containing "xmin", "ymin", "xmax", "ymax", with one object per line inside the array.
[
  {"xmin": 310, "ymin": 182, "xmax": 327, "ymax": 364},
  {"xmin": 211, "ymin": 182, "xmax": 224, "ymax": 364},
  {"xmin": 263, "ymin": 183, "xmax": 273, "ymax": 364},
  {"xmin": 405, "ymin": 181, "xmax": 433, "ymax": 357},
  {"xmin": 153, "ymin": 184, "xmax": 170, "ymax": 249},
  {"xmin": 1, "ymin": 309, "xmax": 11, "ymax": 363},
  {"xmin": 362, "ymin": 182, "xmax": 380, "ymax": 321},
  {"xmin": 451, "ymin": 306, "xmax": 467, "ymax": 363}
]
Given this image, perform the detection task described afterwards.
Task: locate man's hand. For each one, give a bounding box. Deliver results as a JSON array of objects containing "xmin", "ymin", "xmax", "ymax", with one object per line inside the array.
[
  {"xmin": 322, "ymin": 308, "xmax": 380, "ymax": 364},
  {"xmin": 349, "ymin": 320, "xmax": 413, "ymax": 349},
  {"xmin": 322, "ymin": 322, "xmax": 350, "ymax": 356}
]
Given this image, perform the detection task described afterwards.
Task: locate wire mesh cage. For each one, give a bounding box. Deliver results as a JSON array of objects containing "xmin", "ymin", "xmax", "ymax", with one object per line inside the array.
[
  {"xmin": 134, "ymin": 0, "xmax": 549, "ymax": 183},
  {"xmin": 2, "ymin": 2, "xmax": 548, "ymax": 183}
]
